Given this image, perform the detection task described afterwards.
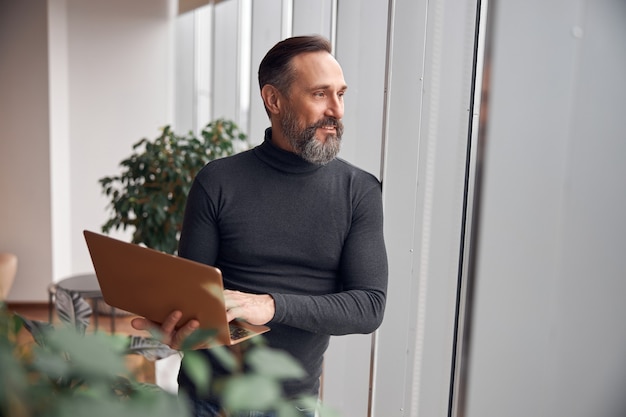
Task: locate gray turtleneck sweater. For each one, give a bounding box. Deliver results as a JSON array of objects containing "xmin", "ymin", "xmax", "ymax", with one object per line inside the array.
[{"xmin": 177, "ymin": 128, "xmax": 388, "ymax": 401}]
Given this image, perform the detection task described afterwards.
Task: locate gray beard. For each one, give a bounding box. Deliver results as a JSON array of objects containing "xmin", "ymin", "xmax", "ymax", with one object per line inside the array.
[{"xmin": 281, "ymin": 108, "xmax": 343, "ymax": 165}]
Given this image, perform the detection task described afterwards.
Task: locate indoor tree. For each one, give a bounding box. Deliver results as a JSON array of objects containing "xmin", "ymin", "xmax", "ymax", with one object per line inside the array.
[{"xmin": 100, "ymin": 119, "xmax": 249, "ymax": 254}]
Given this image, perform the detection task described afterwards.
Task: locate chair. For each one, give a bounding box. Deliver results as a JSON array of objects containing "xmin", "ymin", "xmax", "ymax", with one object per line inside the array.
[{"xmin": 0, "ymin": 253, "xmax": 18, "ymax": 301}]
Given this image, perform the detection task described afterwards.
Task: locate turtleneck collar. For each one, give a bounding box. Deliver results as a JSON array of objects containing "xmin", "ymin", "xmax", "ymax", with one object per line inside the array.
[{"xmin": 253, "ymin": 128, "xmax": 324, "ymax": 174}]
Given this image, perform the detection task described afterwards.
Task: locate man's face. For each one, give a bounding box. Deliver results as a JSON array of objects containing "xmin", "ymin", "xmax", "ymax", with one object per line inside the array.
[{"xmin": 279, "ymin": 51, "xmax": 347, "ymax": 165}]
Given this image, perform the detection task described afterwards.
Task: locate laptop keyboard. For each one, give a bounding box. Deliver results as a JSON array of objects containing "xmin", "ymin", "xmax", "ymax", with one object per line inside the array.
[{"xmin": 229, "ymin": 324, "xmax": 254, "ymax": 341}]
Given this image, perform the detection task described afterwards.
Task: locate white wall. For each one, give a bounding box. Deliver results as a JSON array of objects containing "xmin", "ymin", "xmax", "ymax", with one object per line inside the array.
[
  {"xmin": 0, "ymin": 1, "xmax": 53, "ymax": 302},
  {"xmin": 66, "ymin": 0, "xmax": 176, "ymax": 276},
  {"xmin": 0, "ymin": 0, "xmax": 176, "ymax": 301}
]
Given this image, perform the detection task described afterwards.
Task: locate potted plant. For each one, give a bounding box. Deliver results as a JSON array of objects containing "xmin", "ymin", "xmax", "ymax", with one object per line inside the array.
[
  {"xmin": 2, "ymin": 288, "xmax": 326, "ymax": 417},
  {"xmin": 99, "ymin": 119, "xmax": 249, "ymax": 254}
]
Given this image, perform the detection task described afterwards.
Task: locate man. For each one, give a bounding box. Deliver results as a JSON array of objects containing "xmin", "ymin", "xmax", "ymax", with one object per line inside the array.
[{"xmin": 134, "ymin": 35, "xmax": 388, "ymax": 417}]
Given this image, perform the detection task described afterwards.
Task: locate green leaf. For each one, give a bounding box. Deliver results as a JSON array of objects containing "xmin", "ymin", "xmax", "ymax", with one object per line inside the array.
[
  {"xmin": 246, "ymin": 346, "xmax": 307, "ymax": 379},
  {"xmin": 221, "ymin": 374, "xmax": 281, "ymax": 412},
  {"xmin": 0, "ymin": 346, "xmax": 30, "ymax": 402},
  {"xmin": 10, "ymin": 312, "xmax": 24, "ymax": 334},
  {"xmin": 316, "ymin": 401, "xmax": 342, "ymax": 417},
  {"xmin": 209, "ymin": 344, "xmax": 239, "ymax": 372},
  {"xmin": 181, "ymin": 350, "xmax": 212, "ymax": 393},
  {"xmin": 54, "ymin": 287, "xmax": 92, "ymax": 335},
  {"xmin": 180, "ymin": 328, "xmax": 218, "ymax": 351},
  {"xmin": 46, "ymin": 328, "xmax": 127, "ymax": 379},
  {"xmin": 31, "ymin": 345, "xmax": 72, "ymax": 379},
  {"xmin": 126, "ymin": 335, "xmax": 179, "ymax": 361},
  {"xmin": 52, "ymin": 389, "xmax": 185, "ymax": 417},
  {"xmin": 275, "ymin": 401, "xmax": 304, "ymax": 417},
  {"xmin": 14, "ymin": 313, "xmax": 53, "ymax": 346}
]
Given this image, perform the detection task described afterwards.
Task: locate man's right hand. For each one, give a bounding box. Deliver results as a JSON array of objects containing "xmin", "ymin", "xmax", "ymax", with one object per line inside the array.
[{"xmin": 131, "ymin": 310, "xmax": 200, "ymax": 350}]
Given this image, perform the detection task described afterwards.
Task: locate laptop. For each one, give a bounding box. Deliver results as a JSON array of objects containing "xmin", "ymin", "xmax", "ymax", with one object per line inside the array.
[{"xmin": 83, "ymin": 230, "xmax": 269, "ymax": 346}]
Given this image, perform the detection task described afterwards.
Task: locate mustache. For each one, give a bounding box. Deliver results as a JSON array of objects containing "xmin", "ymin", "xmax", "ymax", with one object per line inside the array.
[{"xmin": 312, "ymin": 117, "xmax": 342, "ymax": 130}]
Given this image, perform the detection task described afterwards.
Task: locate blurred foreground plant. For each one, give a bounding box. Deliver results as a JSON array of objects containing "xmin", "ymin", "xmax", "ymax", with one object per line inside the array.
[
  {"xmin": 0, "ymin": 295, "xmax": 184, "ymax": 417},
  {"xmin": 1, "ymin": 288, "xmax": 339, "ymax": 417}
]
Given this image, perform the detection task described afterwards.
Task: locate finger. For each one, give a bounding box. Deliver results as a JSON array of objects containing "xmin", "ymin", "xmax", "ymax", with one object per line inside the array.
[
  {"xmin": 171, "ymin": 319, "xmax": 199, "ymax": 350},
  {"xmin": 226, "ymin": 308, "xmax": 238, "ymax": 323},
  {"xmin": 161, "ymin": 310, "xmax": 183, "ymax": 334},
  {"xmin": 130, "ymin": 317, "xmax": 154, "ymax": 331}
]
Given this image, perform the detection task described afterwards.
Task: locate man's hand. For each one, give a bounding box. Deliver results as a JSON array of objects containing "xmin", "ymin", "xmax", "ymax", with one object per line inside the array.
[
  {"xmin": 224, "ymin": 290, "xmax": 275, "ymax": 325},
  {"xmin": 131, "ymin": 310, "xmax": 199, "ymax": 350}
]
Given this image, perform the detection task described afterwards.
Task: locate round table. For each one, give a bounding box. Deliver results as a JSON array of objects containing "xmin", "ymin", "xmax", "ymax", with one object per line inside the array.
[{"xmin": 48, "ymin": 273, "xmax": 117, "ymax": 333}]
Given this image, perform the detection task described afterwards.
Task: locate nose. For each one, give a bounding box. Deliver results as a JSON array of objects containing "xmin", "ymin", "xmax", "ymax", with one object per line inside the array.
[{"xmin": 325, "ymin": 94, "xmax": 344, "ymax": 120}]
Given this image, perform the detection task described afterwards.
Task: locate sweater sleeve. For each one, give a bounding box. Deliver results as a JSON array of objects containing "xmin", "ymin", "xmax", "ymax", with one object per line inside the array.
[
  {"xmin": 269, "ymin": 183, "xmax": 388, "ymax": 335},
  {"xmin": 177, "ymin": 177, "xmax": 220, "ymax": 266}
]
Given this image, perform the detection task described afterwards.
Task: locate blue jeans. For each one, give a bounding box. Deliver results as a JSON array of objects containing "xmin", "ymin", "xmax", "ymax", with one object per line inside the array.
[{"xmin": 189, "ymin": 397, "xmax": 316, "ymax": 417}]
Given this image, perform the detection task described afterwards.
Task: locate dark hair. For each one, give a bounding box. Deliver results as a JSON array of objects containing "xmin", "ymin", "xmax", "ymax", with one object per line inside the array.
[{"xmin": 258, "ymin": 35, "xmax": 332, "ymax": 96}]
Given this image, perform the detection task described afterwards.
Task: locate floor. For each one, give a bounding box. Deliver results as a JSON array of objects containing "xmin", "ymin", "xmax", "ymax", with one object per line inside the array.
[{"xmin": 7, "ymin": 302, "xmax": 157, "ymax": 383}]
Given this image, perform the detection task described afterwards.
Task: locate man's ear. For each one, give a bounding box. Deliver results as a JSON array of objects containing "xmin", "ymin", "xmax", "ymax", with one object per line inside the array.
[{"xmin": 261, "ymin": 85, "xmax": 282, "ymax": 115}]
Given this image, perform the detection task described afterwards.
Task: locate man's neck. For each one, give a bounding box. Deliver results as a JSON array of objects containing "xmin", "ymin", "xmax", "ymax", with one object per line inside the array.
[{"xmin": 268, "ymin": 123, "xmax": 295, "ymax": 153}]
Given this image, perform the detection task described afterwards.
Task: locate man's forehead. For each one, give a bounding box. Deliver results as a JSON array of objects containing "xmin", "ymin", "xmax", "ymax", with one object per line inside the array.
[{"xmin": 291, "ymin": 51, "xmax": 346, "ymax": 88}]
